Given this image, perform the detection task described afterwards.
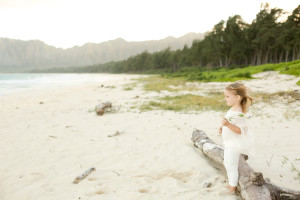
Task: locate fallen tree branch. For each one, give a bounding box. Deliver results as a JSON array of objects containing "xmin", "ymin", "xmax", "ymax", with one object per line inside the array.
[
  {"xmin": 95, "ymin": 101, "xmax": 112, "ymax": 116},
  {"xmin": 73, "ymin": 167, "xmax": 96, "ymax": 184},
  {"xmin": 191, "ymin": 129, "xmax": 300, "ymax": 200}
]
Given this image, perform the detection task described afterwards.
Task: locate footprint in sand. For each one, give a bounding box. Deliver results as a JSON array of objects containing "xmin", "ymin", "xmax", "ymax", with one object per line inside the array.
[
  {"xmin": 95, "ymin": 188, "xmax": 107, "ymax": 195},
  {"xmin": 85, "ymin": 185, "xmax": 109, "ymax": 196},
  {"xmin": 138, "ymin": 188, "xmax": 150, "ymax": 193},
  {"xmin": 87, "ymin": 177, "xmax": 97, "ymax": 181}
]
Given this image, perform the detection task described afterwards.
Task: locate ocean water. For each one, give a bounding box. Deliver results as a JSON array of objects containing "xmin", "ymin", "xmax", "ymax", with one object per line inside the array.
[{"xmin": 0, "ymin": 73, "xmax": 113, "ymax": 95}]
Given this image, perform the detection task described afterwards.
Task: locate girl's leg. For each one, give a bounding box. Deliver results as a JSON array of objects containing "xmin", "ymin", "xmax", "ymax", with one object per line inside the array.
[{"xmin": 224, "ymin": 147, "xmax": 240, "ymax": 190}]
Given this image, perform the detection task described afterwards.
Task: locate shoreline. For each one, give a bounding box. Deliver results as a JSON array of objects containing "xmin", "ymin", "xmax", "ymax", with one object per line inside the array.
[
  {"xmin": 0, "ymin": 73, "xmax": 138, "ymax": 96},
  {"xmin": 0, "ymin": 73, "xmax": 299, "ymax": 199}
]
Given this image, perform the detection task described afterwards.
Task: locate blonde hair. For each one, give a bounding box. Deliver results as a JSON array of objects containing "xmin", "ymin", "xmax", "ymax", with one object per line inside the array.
[{"xmin": 225, "ymin": 82, "xmax": 253, "ymax": 113}]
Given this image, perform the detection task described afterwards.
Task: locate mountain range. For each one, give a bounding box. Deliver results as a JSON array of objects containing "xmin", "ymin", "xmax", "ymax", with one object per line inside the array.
[{"xmin": 0, "ymin": 32, "xmax": 204, "ymax": 72}]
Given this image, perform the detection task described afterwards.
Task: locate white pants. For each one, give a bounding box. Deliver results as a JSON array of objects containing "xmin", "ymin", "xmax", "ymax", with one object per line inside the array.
[{"xmin": 224, "ymin": 147, "xmax": 240, "ymax": 187}]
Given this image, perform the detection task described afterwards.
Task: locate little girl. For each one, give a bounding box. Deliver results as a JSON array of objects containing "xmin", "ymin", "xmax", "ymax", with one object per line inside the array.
[{"xmin": 219, "ymin": 82, "xmax": 255, "ymax": 193}]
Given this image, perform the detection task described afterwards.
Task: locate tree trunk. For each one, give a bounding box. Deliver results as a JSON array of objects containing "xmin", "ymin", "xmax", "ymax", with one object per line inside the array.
[
  {"xmin": 224, "ymin": 53, "xmax": 231, "ymax": 67},
  {"xmin": 279, "ymin": 51, "xmax": 284, "ymax": 63},
  {"xmin": 245, "ymin": 57, "xmax": 248, "ymax": 66},
  {"xmin": 269, "ymin": 51, "xmax": 273, "ymax": 63},
  {"xmin": 225, "ymin": 55, "xmax": 228, "ymax": 67},
  {"xmin": 285, "ymin": 49, "xmax": 289, "ymax": 62},
  {"xmin": 227, "ymin": 56, "xmax": 231, "ymax": 67},
  {"xmin": 292, "ymin": 46, "xmax": 296, "ymax": 61},
  {"xmin": 219, "ymin": 58, "xmax": 223, "ymax": 67},
  {"xmin": 296, "ymin": 46, "xmax": 300, "ymax": 60},
  {"xmin": 256, "ymin": 50, "xmax": 262, "ymax": 66},
  {"xmin": 172, "ymin": 64, "xmax": 176, "ymax": 72},
  {"xmin": 263, "ymin": 49, "xmax": 270, "ymax": 64},
  {"xmin": 191, "ymin": 129, "xmax": 300, "ymax": 200},
  {"xmin": 273, "ymin": 50, "xmax": 278, "ymax": 64},
  {"xmin": 251, "ymin": 54, "xmax": 256, "ymax": 66}
]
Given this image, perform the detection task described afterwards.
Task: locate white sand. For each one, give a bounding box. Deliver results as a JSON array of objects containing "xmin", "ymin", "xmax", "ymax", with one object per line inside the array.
[{"xmin": 0, "ymin": 72, "xmax": 299, "ymax": 200}]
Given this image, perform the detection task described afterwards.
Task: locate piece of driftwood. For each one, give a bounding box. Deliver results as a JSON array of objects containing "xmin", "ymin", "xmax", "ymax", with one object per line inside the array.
[
  {"xmin": 108, "ymin": 131, "xmax": 124, "ymax": 137},
  {"xmin": 191, "ymin": 129, "xmax": 300, "ymax": 200},
  {"xmin": 73, "ymin": 167, "xmax": 96, "ymax": 184},
  {"xmin": 95, "ymin": 101, "xmax": 112, "ymax": 116}
]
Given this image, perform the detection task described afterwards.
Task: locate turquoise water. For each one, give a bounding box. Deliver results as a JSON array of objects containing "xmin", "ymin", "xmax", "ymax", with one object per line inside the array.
[{"xmin": 0, "ymin": 73, "xmax": 111, "ymax": 95}]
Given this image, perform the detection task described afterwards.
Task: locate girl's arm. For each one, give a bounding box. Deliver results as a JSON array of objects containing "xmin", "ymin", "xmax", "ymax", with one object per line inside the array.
[{"xmin": 222, "ymin": 118, "xmax": 241, "ymax": 134}]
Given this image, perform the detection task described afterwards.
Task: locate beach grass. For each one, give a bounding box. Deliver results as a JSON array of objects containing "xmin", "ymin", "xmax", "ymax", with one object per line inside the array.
[
  {"xmin": 123, "ymin": 82, "xmax": 138, "ymax": 90},
  {"xmin": 123, "ymin": 87, "xmax": 133, "ymax": 90},
  {"xmin": 140, "ymin": 93, "xmax": 228, "ymax": 112},
  {"xmin": 253, "ymin": 91, "xmax": 300, "ymax": 104},
  {"xmin": 138, "ymin": 76, "xmax": 199, "ymax": 92},
  {"xmin": 137, "ymin": 76, "xmax": 299, "ymax": 114},
  {"xmin": 282, "ymin": 156, "xmax": 300, "ymax": 183},
  {"xmin": 139, "ymin": 91, "xmax": 299, "ymax": 113}
]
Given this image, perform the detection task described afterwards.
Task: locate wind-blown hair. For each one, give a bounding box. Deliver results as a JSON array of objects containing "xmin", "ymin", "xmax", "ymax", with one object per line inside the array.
[{"xmin": 226, "ymin": 82, "xmax": 253, "ymax": 113}]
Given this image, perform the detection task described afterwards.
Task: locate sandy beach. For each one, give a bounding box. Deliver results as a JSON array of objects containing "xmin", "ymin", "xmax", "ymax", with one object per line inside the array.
[{"xmin": 0, "ymin": 72, "xmax": 299, "ymax": 200}]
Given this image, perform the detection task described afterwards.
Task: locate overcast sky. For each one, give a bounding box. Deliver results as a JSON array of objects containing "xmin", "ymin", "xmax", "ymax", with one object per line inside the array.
[{"xmin": 0, "ymin": 0, "xmax": 298, "ymax": 49}]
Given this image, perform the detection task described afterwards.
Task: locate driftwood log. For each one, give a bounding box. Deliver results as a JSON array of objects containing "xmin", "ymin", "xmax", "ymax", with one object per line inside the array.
[
  {"xmin": 73, "ymin": 167, "xmax": 96, "ymax": 184},
  {"xmin": 95, "ymin": 101, "xmax": 112, "ymax": 116},
  {"xmin": 191, "ymin": 129, "xmax": 300, "ymax": 200}
]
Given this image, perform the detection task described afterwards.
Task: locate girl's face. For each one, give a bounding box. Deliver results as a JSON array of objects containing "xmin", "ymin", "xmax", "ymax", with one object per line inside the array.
[{"xmin": 224, "ymin": 89, "xmax": 240, "ymax": 106}]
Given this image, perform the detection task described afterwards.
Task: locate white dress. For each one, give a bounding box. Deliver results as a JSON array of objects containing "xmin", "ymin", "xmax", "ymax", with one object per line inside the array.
[{"xmin": 222, "ymin": 108, "xmax": 255, "ymax": 157}]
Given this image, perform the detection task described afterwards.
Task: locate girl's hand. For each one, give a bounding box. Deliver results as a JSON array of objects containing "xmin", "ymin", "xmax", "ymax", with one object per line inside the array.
[
  {"xmin": 219, "ymin": 126, "xmax": 223, "ymax": 134},
  {"xmin": 222, "ymin": 118, "xmax": 230, "ymax": 126}
]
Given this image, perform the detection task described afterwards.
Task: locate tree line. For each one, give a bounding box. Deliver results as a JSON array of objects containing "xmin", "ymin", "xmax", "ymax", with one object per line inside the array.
[{"xmin": 57, "ymin": 3, "xmax": 300, "ymax": 73}]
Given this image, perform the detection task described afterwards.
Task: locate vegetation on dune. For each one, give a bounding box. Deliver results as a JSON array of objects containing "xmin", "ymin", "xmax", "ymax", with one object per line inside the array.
[
  {"xmin": 138, "ymin": 76, "xmax": 200, "ymax": 92},
  {"xmin": 140, "ymin": 93, "xmax": 227, "ymax": 112},
  {"xmin": 139, "ymin": 88, "xmax": 300, "ymax": 114},
  {"xmin": 135, "ymin": 60, "xmax": 300, "ymax": 88},
  {"xmin": 162, "ymin": 60, "xmax": 300, "ymax": 82},
  {"xmin": 137, "ymin": 76, "xmax": 300, "ymax": 114}
]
